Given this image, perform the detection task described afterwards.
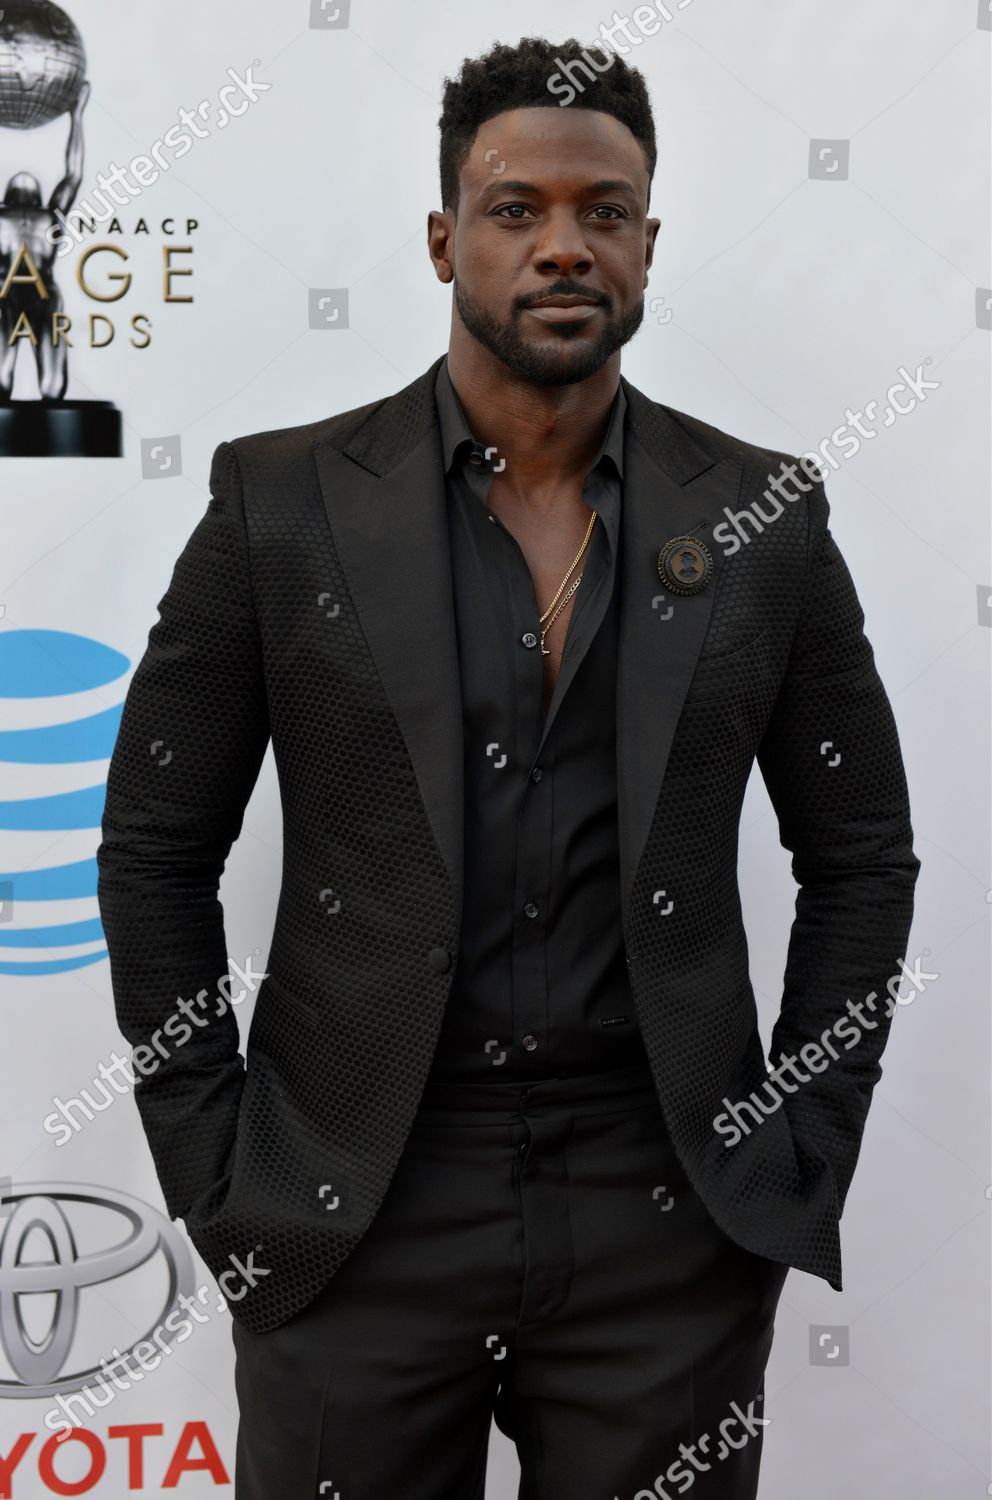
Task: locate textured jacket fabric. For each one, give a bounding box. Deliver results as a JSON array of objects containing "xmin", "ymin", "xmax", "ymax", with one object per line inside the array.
[{"xmin": 96, "ymin": 353, "xmax": 921, "ymax": 1334}]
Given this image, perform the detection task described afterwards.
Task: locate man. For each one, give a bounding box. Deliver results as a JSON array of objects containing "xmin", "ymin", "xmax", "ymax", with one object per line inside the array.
[{"xmin": 97, "ymin": 34, "xmax": 920, "ymax": 1500}]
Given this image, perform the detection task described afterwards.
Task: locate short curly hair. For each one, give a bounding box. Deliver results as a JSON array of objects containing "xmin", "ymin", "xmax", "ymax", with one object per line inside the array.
[{"xmin": 438, "ymin": 36, "xmax": 657, "ymax": 215}]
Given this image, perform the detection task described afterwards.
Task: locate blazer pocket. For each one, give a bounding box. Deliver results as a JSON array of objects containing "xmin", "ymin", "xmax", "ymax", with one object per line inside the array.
[
  {"xmin": 695, "ymin": 624, "xmax": 769, "ymax": 666},
  {"xmin": 688, "ymin": 627, "xmax": 770, "ymax": 695}
]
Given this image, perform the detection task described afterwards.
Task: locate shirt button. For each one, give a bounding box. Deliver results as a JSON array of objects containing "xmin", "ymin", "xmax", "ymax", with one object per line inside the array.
[
  {"xmin": 530, "ymin": 766, "xmax": 543, "ymax": 782},
  {"xmin": 522, "ymin": 632, "xmax": 538, "ymax": 649},
  {"xmin": 523, "ymin": 902, "xmax": 539, "ymax": 919},
  {"xmin": 468, "ymin": 450, "xmax": 484, "ymax": 467},
  {"xmin": 522, "ymin": 1033, "xmax": 538, "ymax": 1051}
]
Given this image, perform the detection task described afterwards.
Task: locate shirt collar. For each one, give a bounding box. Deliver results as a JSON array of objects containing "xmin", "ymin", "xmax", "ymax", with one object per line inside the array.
[{"xmin": 434, "ymin": 355, "xmax": 626, "ymax": 481}]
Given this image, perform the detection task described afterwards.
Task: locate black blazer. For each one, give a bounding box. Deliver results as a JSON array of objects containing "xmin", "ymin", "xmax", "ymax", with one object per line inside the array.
[{"xmin": 96, "ymin": 353, "xmax": 920, "ymax": 1333}]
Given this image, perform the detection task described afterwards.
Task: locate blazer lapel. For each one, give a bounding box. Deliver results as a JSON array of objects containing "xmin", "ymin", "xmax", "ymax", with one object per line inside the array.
[
  {"xmin": 312, "ymin": 357, "xmax": 745, "ymax": 953},
  {"xmin": 312, "ymin": 355, "xmax": 465, "ymax": 911},
  {"xmin": 616, "ymin": 378, "xmax": 744, "ymax": 919}
]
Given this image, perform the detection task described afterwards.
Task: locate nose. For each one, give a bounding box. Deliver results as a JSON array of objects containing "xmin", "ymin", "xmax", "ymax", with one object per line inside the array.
[{"xmin": 530, "ymin": 209, "xmax": 595, "ymax": 277}]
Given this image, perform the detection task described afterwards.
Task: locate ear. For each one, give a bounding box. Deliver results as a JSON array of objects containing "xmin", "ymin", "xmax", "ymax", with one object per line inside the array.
[
  {"xmin": 427, "ymin": 208, "xmax": 455, "ymax": 285},
  {"xmin": 644, "ymin": 216, "xmax": 661, "ymax": 278}
]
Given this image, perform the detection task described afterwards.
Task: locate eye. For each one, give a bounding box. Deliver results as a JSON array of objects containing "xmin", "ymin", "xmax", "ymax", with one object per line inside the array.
[{"xmin": 490, "ymin": 204, "xmax": 630, "ymax": 222}]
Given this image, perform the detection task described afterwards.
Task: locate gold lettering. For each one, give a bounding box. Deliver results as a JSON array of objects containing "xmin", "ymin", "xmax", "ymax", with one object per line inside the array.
[{"xmin": 77, "ymin": 243, "xmax": 131, "ymax": 302}]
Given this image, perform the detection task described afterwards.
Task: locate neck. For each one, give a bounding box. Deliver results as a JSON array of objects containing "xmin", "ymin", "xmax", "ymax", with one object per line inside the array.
[{"xmin": 444, "ymin": 336, "xmax": 620, "ymax": 503}]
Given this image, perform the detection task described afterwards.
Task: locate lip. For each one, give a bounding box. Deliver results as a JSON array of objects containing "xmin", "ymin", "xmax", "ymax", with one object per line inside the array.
[{"xmin": 525, "ymin": 299, "xmax": 602, "ymax": 324}]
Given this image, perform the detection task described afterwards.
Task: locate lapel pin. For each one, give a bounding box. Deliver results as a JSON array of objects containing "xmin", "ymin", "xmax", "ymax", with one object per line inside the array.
[{"xmin": 657, "ymin": 534, "xmax": 714, "ymax": 596}]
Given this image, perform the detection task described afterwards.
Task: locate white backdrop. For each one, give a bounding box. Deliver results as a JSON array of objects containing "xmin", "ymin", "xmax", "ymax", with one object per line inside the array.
[{"xmin": 1, "ymin": 1, "xmax": 988, "ymax": 1495}]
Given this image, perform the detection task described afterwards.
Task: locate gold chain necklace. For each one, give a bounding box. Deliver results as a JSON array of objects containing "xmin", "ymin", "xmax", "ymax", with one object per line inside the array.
[{"xmin": 539, "ymin": 509, "xmax": 597, "ymax": 656}]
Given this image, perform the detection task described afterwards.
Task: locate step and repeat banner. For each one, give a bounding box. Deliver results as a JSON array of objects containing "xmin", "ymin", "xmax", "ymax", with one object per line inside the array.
[{"xmin": 0, "ymin": 1, "xmax": 987, "ymax": 1496}]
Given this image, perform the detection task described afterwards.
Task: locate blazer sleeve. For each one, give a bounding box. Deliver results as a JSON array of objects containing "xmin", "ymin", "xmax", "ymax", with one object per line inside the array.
[
  {"xmin": 96, "ymin": 440, "xmax": 271, "ymax": 1224},
  {"xmin": 756, "ymin": 472, "xmax": 921, "ymax": 1217}
]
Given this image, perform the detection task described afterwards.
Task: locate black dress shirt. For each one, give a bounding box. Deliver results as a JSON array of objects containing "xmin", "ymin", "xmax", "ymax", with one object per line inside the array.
[{"xmin": 425, "ymin": 356, "xmax": 649, "ymax": 1084}]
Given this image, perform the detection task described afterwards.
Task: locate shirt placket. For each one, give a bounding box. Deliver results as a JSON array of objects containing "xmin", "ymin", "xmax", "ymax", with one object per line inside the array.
[
  {"xmin": 456, "ymin": 434, "xmax": 621, "ymax": 1080},
  {"xmin": 485, "ymin": 472, "xmax": 615, "ymax": 1077}
]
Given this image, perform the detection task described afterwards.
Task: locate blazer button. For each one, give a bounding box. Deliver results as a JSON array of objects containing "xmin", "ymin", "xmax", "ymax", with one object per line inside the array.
[{"xmin": 428, "ymin": 946, "xmax": 452, "ymax": 973}]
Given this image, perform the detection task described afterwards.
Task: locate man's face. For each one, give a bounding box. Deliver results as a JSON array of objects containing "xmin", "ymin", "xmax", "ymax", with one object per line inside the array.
[{"xmin": 441, "ymin": 106, "xmax": 659, "ymax": 386}]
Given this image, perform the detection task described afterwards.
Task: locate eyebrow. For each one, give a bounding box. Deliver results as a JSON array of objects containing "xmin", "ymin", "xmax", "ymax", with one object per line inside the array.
[{"xmin": 479, "ymin": 178, "xmax": 639, "ymax": 198}]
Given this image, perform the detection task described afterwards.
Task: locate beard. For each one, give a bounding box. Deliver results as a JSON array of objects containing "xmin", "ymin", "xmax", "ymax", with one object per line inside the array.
[{"xmin": 452, "ymin": 276, "xmax": 645, "ymax": 387}]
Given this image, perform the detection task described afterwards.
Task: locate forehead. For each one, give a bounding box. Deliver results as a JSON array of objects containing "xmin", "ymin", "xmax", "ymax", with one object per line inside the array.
[{"xmin": 462, "ymin": 106, "xmax": 646, "ymax": 191}]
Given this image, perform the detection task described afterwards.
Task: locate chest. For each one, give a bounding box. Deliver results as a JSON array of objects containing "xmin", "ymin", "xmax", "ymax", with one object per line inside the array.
[{"xmin": 485, "ymin": 481, "xmax": 601, "ymax": 710}]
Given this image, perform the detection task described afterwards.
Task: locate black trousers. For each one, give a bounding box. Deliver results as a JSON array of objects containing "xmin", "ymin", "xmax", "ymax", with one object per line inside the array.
[{"xmin": 231, "ymin": 1059, "xmax": 789, "ymax": 1499}]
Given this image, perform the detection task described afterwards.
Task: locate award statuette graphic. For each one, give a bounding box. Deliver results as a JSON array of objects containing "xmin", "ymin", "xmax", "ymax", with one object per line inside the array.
[{"xmin": 0, "ymin": 1, "xmax": 121, "ymax": 456}]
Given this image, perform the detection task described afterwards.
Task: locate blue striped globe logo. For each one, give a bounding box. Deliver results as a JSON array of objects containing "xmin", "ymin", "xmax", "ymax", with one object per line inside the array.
[{"xmin": 0, "ymin": 629, "xmax": 128, "ymax": 976}]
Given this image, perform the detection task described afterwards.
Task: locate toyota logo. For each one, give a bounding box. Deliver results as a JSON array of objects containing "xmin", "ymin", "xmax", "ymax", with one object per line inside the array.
[{"xmin": 0, "ymin": 1183, "xmax": 195, "ymax": 1400}]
